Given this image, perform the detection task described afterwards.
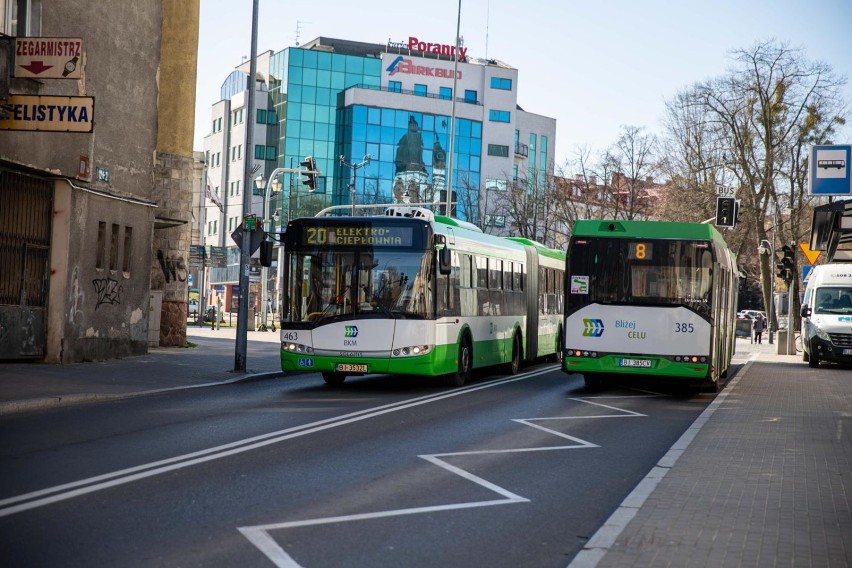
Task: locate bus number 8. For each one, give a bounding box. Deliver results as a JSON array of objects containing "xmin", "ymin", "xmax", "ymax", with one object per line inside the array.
[{"xmin": 634, "ymin": 243, "xmax": 646, "ymax": 259}]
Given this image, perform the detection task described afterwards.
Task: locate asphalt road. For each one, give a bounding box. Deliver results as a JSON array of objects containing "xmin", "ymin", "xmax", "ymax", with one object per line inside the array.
[{"xmin": 0, "ymin": 363, "xmax": 740, "ymax": 567}]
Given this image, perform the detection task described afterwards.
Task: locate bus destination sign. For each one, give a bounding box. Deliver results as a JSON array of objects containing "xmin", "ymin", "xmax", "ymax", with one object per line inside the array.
[{"xmin": 305, "ymin": 225, "xmax": 414, "ymax": 247}]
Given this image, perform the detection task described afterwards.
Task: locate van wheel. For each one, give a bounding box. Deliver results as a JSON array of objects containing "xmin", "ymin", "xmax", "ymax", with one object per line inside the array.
[{"xmin": 807, "ymin": 343, "xmax": 819, "ymax": 368}]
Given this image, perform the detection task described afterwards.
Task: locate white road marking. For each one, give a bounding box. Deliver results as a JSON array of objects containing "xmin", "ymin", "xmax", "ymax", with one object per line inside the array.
[
  {"xmin": 237, "ymin": 395, "xmax": 649, "ymax": 567},
  {"xmin": 0, "ymin": 367, "xmax": 555, "ymax": 518}
]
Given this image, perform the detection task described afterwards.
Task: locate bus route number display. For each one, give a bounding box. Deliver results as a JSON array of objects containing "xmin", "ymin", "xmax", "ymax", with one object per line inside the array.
[
  {"xmin": 305, "ymin": 225, "xmax": 414, "ymax": 247},
  {"xmin": 628, "ymin": 242, "xmax": 653, "ymax": 260}
]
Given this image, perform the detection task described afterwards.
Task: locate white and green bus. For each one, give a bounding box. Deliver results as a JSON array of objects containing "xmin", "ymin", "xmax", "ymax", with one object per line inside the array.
[
  {"xmin": 563, "ymin": 220, "xmax": 738, "ymax": 392},
  {"xmin": 277, "ymin": 207, "xmax": 565, "ymax": 387}
]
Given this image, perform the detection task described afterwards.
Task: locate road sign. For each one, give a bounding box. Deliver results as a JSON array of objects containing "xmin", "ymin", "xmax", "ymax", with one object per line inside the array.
[
  {"xmin": 803, "ymin": 265, "xmax": 813, "ymax": 285},
  {"xmin": 798, "ymin": 242, "xmax": 821, "ymax": 265},
  {"xmin": 0, "ymin": 95, "xmax": 94, "ymax": 132},
  {"xmin": 14, "ymin": 37, "xmax": 83, "ymax": 79},
  {"xmin": 808, "ymin": 144, "xmax": 851, "ymax": 196}
]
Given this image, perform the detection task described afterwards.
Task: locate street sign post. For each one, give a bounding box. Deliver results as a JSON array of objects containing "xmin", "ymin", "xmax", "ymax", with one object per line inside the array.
[{"xmin": 808, "ymin": 145, "xmax": 851, "ymax": 196}]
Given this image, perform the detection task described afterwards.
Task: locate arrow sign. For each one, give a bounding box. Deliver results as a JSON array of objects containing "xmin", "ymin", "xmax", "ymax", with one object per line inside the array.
[
  {"xmin": 799, "ymin": 242, "xmax": 821, "ymax": 265},
  {"xmin": 20, "ymin": 61, "xmax": 54, "ymax": 75}
]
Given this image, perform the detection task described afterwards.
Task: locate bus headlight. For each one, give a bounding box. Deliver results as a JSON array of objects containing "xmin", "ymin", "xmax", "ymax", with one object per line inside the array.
[
  {"xmin": 281, "ymin": 342, "xmax": 314, "ymax": 354},
  {"xmin": 392, "ymin": 345, "xmax": 431, "ymax": 357},
  {"xmin": 814, "ymin": 325, "xmax": 831, "ymax": 342}
]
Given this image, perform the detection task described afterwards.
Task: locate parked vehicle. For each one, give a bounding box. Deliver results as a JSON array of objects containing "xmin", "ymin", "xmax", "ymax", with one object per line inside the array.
[
  {"xmin": 737, "ymin": 309, "xmax": 766, "ymax": 320},
  {"xmin": 204, "ymin": 306, "xmax": 225, "ymax": 323},
  {"xmin": 800, "ymin": 264, "xmax": 852, "ymax": 368},
  {"xmin": 188, "ymin": 299, "xmax": 199, "ymax": 317}
]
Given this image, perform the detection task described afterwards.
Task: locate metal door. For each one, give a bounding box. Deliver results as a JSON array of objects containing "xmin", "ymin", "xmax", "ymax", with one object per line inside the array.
[{"xmin": 0, "ymin": 171, "xmax": 52, "ymax": 359}]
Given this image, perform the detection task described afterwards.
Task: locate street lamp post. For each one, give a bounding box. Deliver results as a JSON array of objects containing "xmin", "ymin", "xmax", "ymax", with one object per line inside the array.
[
  {"xmin": 339, "ymin": 154, "xmax": 372, "ymax": 215},
  {"xmin": 257, "ymin": 167, "xmax": 285, "ymax": 332}
]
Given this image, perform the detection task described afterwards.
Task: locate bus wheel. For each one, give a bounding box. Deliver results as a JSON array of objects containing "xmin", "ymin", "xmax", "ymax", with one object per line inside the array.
[
  {"xmin": 447, "ymin": 336, "xmax": 472, "ymax": 387},
  {"xmin": 506, "ymin": 334, "xmax": 521, "ymax": 375},
  {"xmin": 583, "ymin": 373, "xmax": 606, "ymax": 390},
  {"xmin": 322, "ymin": 372, "xmax": 346, "ymax": 386}
]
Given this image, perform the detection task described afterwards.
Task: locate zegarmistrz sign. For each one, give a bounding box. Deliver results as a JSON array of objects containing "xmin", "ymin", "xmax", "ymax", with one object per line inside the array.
[{"xmin": 0, "ymin": 95, "xmax": 94, "ymax": 132}]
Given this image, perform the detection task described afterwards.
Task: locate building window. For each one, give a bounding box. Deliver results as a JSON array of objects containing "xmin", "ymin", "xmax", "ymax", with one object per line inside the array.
[
  {"xmin": 388, "ymin": 81, "xmax": 402, "ymax": 93},
  {"xmin": 109, "ymin": 224, "xmax": 120, "ymax": 271},
  {"xmin": 267, "ymin": 110, "xmax": 277, "ymax": 124},
  {"xmin": 464, "ymin": 90, "xmax": 477, "ymax": 103},
  {"xmin": 485, "ymin": 179, "xmax": 507, "ymax": 191},
  {"xmin": 485, "ymin": 215, "xmax": 506, "ymax": 227},
  {"xmin": 257, "ymin": 109, "xmax": 267, "ymax": 123},
  {"xmin": 487, "ymin": 144, "xmax": 509, "ymax": 157},
  {"xmin": 96, "ymin": 221, "xmax": 106, "ymax": 269},
  {"xmin": 513, "ymin": 164, "xmax": 518, "ymax": 182},
  {"xmin": 265, "ymin": 146, "xmax": 276, "ymax": 160},
  {"xmin": 439, "ymin": 87, "xmax": 452, "ymax": 100},
  {"xmin": 489, "ymin": 110, "xmax": 510, "ymax": 123},
  {"xmin": 414, "ymin": 84, "xmax": 427, "ymax": 96},
  {"xmin": 122, "ymin": 227, "xmax": 133, "ymax": 274},
  {"xmin": 254, "ymin": 145, "xmax": 265, "ymax": 160},
  {"xmin": 5, "ymin": 0, "xmax": 41, "ymax": 36},
  {"xmin": 489, "ymin": 77, "xmax": 512, "ymax": 90}
]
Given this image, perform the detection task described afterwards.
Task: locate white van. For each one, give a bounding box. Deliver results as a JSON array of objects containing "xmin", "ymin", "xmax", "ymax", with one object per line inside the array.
[{"xmin": 800, "ymin": 263, "xmax": 852, "ymax": 367}]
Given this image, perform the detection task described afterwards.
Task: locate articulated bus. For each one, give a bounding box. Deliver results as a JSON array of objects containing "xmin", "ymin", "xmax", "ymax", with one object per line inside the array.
[
  {"xmin": 277, "ymin": 206, "xmax": 565, "ymax": 387},
  {"xmin": 562, "ymin": 220, "xmax": 738, "ymax": 392}
]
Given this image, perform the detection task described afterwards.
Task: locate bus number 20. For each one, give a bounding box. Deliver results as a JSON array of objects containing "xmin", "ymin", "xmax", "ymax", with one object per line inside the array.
[{"xmin": 675, "ymin": 323, "xmax": 694, "ymax": 333}]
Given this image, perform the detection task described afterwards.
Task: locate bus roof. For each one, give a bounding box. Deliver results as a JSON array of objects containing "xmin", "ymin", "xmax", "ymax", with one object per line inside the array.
[{"xmin": 572, "ymin": 219, "xmax": 730, "ymax": 248}]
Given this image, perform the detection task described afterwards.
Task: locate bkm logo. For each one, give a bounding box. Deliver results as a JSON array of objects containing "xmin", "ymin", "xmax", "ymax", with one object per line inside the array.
[
  {"xmin": 344, "ymin": 326, "xmax": 359, "ymax": 338},
  {"xmin": 386, "ymin": 56, "xmax": 404, "ymax": 75},
  {"xmin": 582, "ymin": 319, "xmax": 605, "ymax": 337}
]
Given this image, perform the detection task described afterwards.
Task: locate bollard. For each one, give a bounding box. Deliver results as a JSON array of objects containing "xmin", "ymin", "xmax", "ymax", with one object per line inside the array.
[{"xmin": 776, "ymin": 330, "xmax": 788, "ymax": 355}]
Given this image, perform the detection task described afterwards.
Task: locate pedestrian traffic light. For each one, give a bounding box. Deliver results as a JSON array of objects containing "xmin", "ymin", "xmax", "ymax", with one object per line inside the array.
[
  {"xmin": 715, "ymin": 196, "xmax": 736, "ymax": 228},
  {"xmin": 300, "ymin": 156, "xmax": 317, "ymax": 192}
]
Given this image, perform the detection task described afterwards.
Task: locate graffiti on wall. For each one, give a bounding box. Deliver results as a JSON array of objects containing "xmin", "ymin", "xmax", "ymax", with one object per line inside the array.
[
  {"xmin": 93, "ymin": 278, "xmax": 122, "ymax": 309},
  {"xmin": 157, "ymin": 250, "xmax": 187, "ymax": 284}
]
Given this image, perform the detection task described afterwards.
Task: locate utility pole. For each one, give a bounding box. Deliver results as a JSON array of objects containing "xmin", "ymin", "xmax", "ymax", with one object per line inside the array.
[{"xmin": 235, "ymin": 0, "xmax": 259, "ymax": 372}]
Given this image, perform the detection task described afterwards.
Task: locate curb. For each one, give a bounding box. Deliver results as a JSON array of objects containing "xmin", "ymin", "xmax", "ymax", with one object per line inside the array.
[{"xmin": 0, "ymin": 371, "xmax": 285, "ymax": 417}]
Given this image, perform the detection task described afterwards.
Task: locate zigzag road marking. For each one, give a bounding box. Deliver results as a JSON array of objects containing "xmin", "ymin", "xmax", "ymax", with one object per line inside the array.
[{"xmin": 238, "ymin": 396, "xmax": 651, "ymax": 567}]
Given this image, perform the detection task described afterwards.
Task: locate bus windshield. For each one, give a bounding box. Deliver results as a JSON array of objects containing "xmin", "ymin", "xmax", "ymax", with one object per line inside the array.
[
  {"xmin": 283, "ymin": 248, "xmax": 434, "ymax": 324},
  {"xmin": 567, "ymin": 237, "xmax": 714, "ymax": 317}
]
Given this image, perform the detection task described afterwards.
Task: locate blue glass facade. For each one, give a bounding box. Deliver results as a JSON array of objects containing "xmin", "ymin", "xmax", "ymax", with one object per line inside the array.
[{"xmin": 269, "ymin": 47, "xmax": 482, "ymax": 221}]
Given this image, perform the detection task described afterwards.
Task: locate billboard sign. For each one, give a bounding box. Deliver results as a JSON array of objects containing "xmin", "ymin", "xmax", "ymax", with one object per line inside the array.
[
  {"xmin": 808, "ymin": 145, "xmax": 851, "ymax": 196},
  {"xmin": 14, "ymin": 37, "xmax": 83, "ymax": 79},
  {"xmin": 0, "ymin": 95, "xmax": 94, "ymax": 132}
]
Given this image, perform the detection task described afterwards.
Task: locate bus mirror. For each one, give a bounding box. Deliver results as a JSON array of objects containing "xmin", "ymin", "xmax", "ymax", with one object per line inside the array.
[
  {"xmin": 800, "ymin": 305, "xmax": 811, "ymax": 318},
  {"xmin": 438, "ymin": 245, "xmax": 451, "ymax": 275}
]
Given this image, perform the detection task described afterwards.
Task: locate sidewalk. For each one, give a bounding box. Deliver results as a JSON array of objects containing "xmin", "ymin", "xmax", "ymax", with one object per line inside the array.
[
  {"xmin": 0, "ymin": 325, "xmax": 284, "ymax": 415},
  {"xmin": 572, "ymin": 336, "xmax": 852, "ymax": 567}
]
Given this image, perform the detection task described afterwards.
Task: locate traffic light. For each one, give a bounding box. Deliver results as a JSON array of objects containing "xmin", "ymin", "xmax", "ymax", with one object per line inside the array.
[
  {"xmin": 300, "ymin": 156, "xmax": 317, "ymax": 192},
  {"xmin": 779, "ymin": 244, "xmax": 795, "ymax": 282},
  {"xmin": 715, "ymin": 196, "xmax": 736, "ymax": 228}
]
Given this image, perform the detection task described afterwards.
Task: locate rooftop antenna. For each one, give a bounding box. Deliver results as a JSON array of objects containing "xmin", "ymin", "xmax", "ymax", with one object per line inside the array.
[
  {"xmin": 295, "ymin": 20, "xmax": 308, "ymax": 46},
  {"xmin": 485, "ymin": 0, "xmax": 490, "ymax": 60}
]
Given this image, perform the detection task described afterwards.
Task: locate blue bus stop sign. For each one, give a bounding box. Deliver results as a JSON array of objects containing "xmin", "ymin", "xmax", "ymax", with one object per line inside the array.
[{"xmin": 809, "ymin": 145, "xmax": 851, "ymax": 195}]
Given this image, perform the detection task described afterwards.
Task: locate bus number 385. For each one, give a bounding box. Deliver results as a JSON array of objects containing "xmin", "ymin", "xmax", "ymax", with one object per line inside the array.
[{"xmin": 675, "ymin": 323, "xmax": 694, "ymax": 333}]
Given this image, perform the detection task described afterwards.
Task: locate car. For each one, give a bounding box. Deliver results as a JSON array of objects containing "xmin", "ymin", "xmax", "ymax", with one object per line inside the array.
[
  {"xmin": 188, "ymin": 299, "xmax": 199, "ymax": 317},
  {"xmin": 737, "ymin": 309, "xmax": 766, "ymax": 321}
]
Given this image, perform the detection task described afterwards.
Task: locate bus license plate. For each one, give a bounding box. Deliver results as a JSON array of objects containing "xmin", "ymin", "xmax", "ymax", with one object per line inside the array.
[
  {"xmin": 336, "ymin": 363, "xmax": 368, "ymax": 373},
  {"xmin": 619, "ymin": 358, "xmax": 652, "ymax": 368},
  {"xmin": 843, "ymin": 349, "xmax": 852, "ymax": 356}
]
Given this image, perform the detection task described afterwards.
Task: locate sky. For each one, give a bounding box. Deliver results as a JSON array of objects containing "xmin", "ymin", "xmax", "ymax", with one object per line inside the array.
[{"xmin": 194, "ymin": 0, "xmax": 852, "ymax": 166}]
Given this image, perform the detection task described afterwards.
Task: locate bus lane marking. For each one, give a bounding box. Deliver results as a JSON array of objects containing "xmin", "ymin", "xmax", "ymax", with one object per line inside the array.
[{"xmin": 238, "ymin": 395, "xmax": 651, "ymax": 567}]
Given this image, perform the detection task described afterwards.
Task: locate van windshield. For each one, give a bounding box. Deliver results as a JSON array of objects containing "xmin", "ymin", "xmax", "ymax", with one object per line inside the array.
[{"xmin": 813, "ymin": 286, "xmax": 852, "ymax": 315}]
